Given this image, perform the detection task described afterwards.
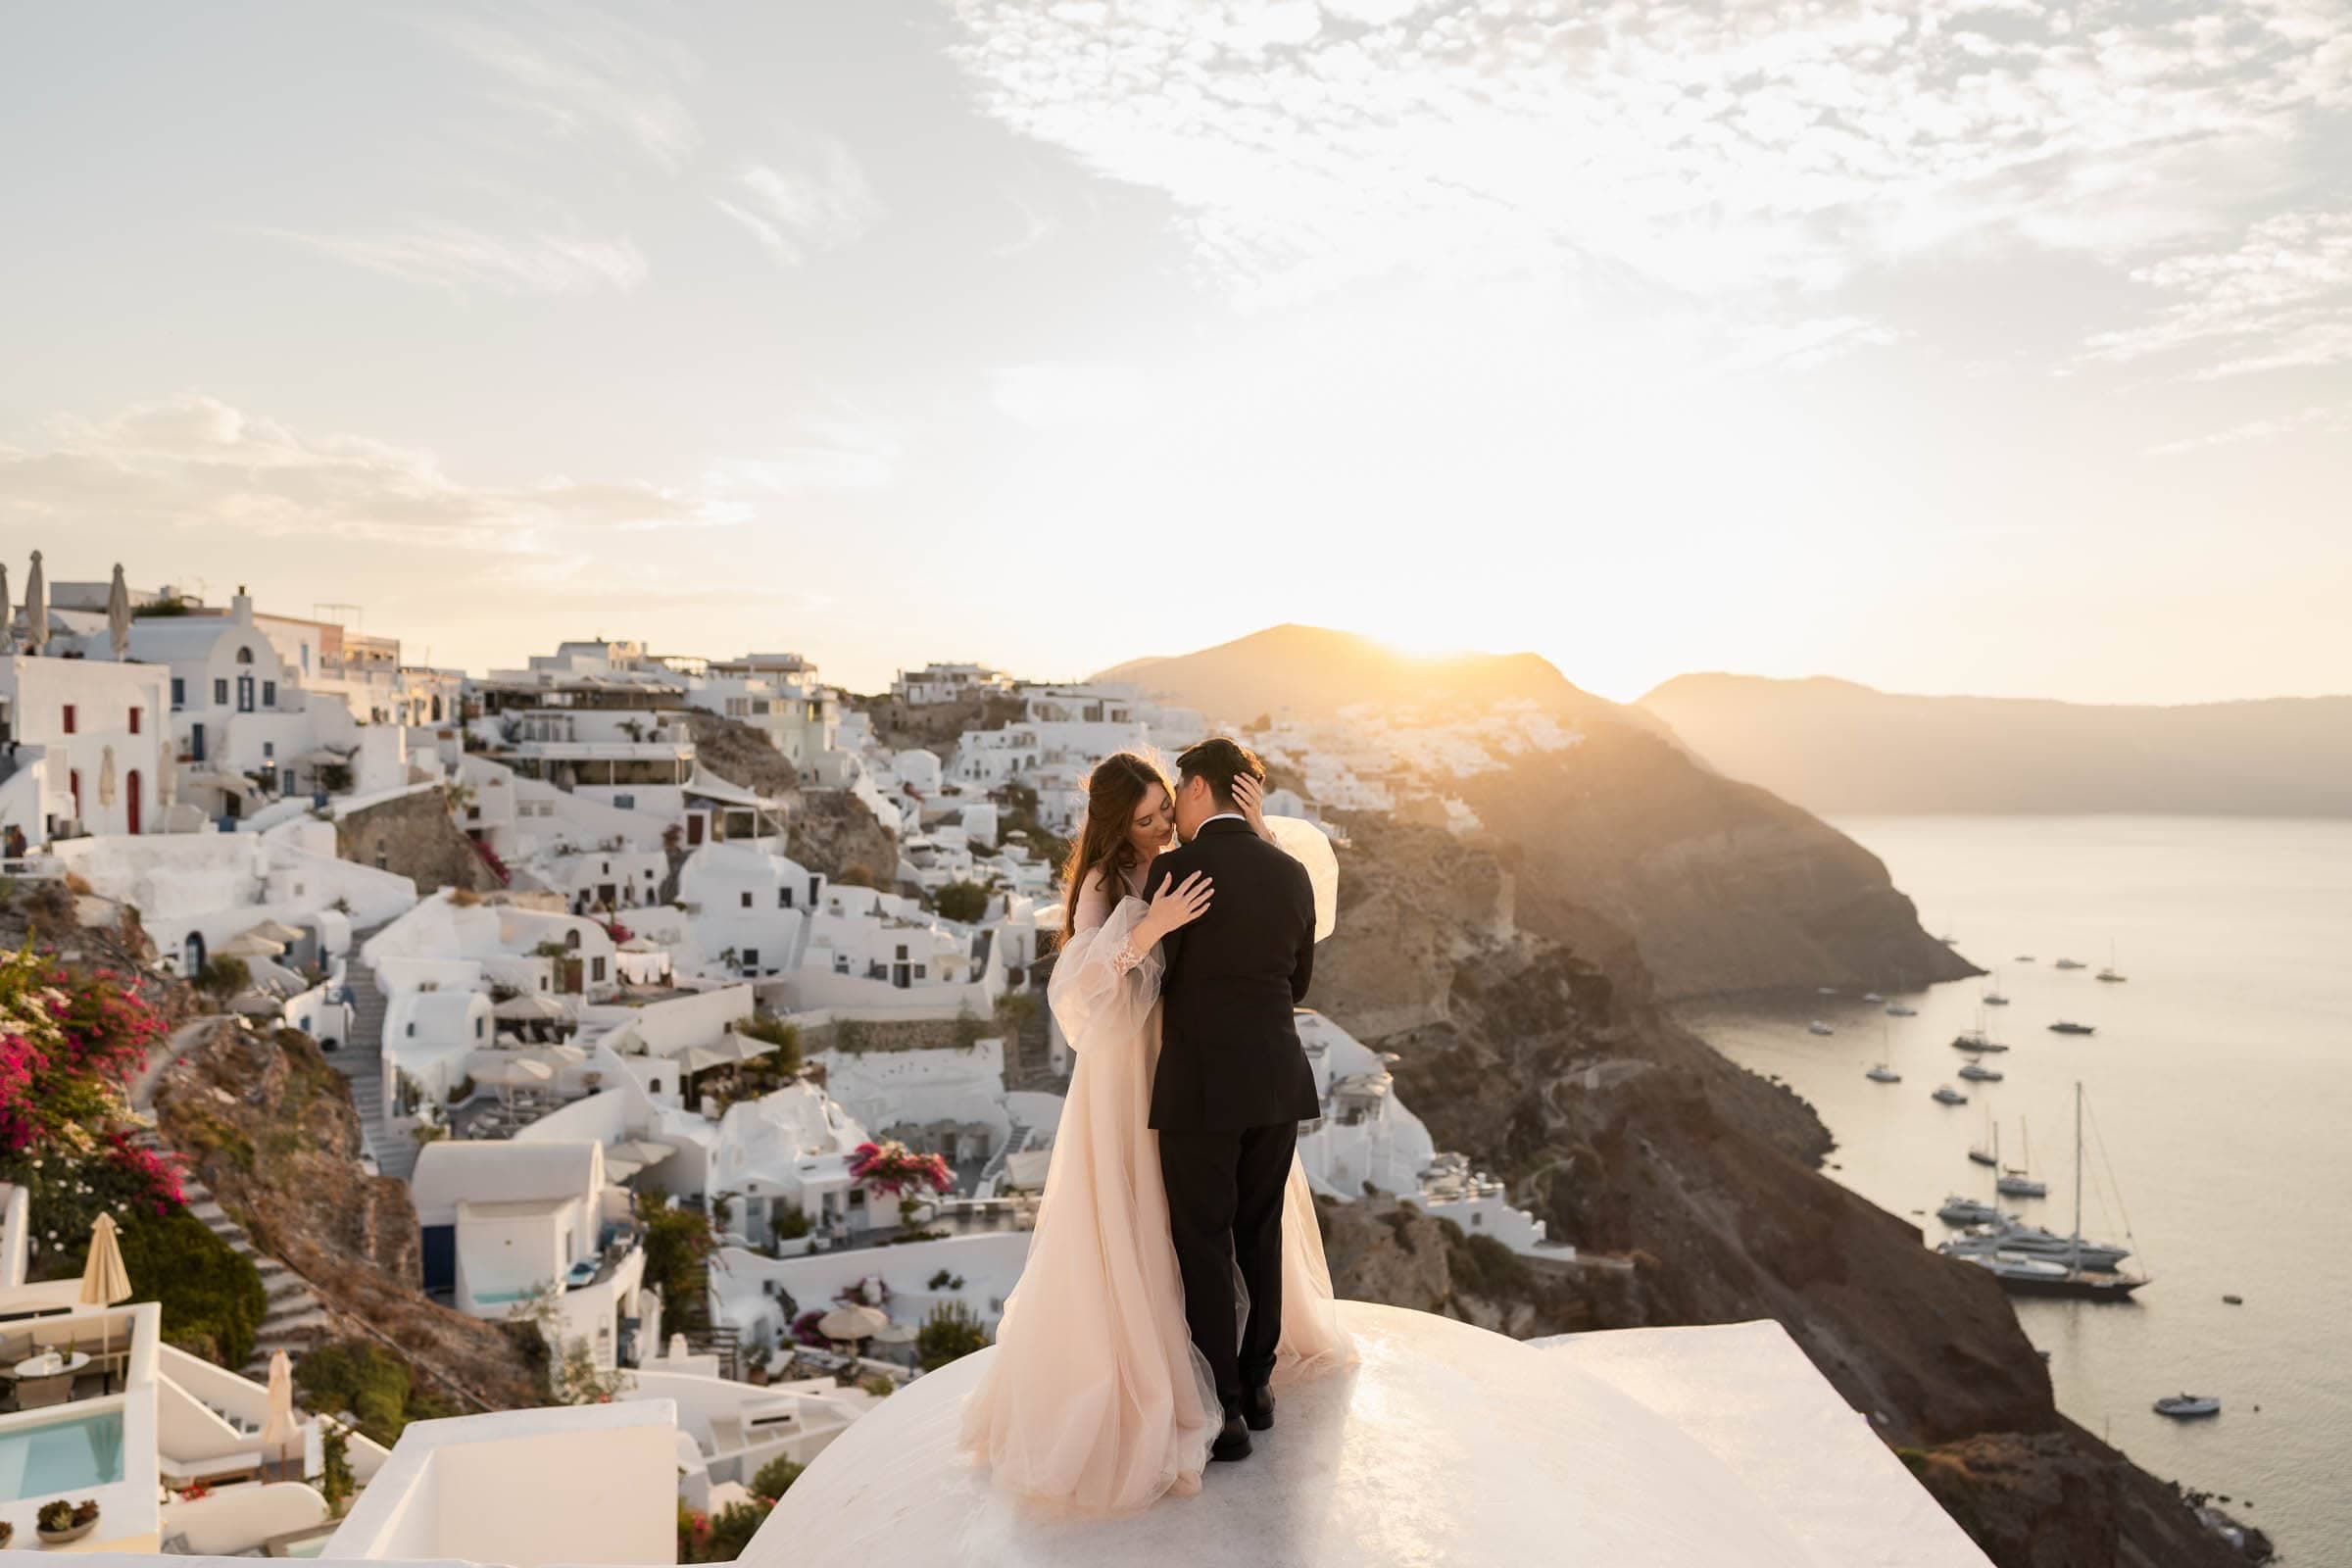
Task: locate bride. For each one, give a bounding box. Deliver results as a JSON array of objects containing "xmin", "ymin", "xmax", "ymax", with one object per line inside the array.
[{"xmin": 957, "ymin": 751, "xmax": 1354, "ymax": 1512}]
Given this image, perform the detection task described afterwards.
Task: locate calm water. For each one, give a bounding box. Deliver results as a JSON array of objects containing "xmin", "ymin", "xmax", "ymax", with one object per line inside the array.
[{"xmin": 1678, "ymin": 815, "xmax": 2352, "ymax": 1562}]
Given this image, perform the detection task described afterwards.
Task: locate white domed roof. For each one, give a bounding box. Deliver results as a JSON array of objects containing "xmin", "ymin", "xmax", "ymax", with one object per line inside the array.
[{"xmin": 751, "ymin": 1301, "xmax": 1984, "ymax": 1567}]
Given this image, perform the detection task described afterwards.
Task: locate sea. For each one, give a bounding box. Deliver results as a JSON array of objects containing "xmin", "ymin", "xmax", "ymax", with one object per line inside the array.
[{"xmin": 1677, "ymin": 814, "xmax": 2352, "ymax": 1562}]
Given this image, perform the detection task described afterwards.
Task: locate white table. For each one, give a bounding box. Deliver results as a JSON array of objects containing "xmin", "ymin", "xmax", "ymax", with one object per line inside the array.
[{"xmin": 11, "ymin": 1350, "xmax": 91, "ymax": 1378}]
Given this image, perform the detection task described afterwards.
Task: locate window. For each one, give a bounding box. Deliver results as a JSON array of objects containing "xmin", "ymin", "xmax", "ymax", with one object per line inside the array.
[
  {"xmin": 742, "ymin": 949, "xmax": 759, "ymax": 968},
  {"xmin": 650, "ymin": 1078, "xmax": 662, "ymax": 1094},
  {"xmin": 474, "ymin": 1016, "xmax": 484, "ymax": 1039},
  {"xmin": 613, "ymin": 793, "xmax": 635, "ymax": 809},
  {"xmin": 263, "ymin": 741, "xmax": 275, "ymax": 759},
  {"xmin": 740, "ymin": 891, "xmax": 753, "ymax": 908},
  {"xmin": 61, "ymin": 705, "xmax": 76, "ymax": 734},
  {"xmin": 262, "ymin": 680, "xmax": 276, "ymax": 707},
  {"xmin": 128, "ymin": 708, "xmax": 141, "ymax": 735},
  {"xmin": 214, "ymin": 678, "xmax": 228, "ymax": 705},
  {"xmin": 591, "ymin": 956, "xmax": 607, "ymax": 982},
  {"xmin": 896, "ymin": 944, "xmax": 909, "ymax": 960},
  {"xmin": 778, "ymin": 887, "xmax": 791, "ymax": 907},
  {"xmin": 564, "ymin": 930, "xmax": 581, "ymax": 951},
  {"xmin": 915, "ymin": 964, "xmax": 927, "ymax": 980},
  {"xmin": 235, "ymin": 645, "xmax": 254, "ymax": 664},
  {"xmin": 171, "ymin": 677, "xmax": 184, "ymax": 709},
  {"xmin": 406, "ymin": 1022, "xmax": 416, "ymax": 1038}
]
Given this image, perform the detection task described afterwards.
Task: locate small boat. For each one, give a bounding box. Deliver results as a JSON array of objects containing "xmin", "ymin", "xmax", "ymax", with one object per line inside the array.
[
  {"xmin": 2014, "ymin": 956, "xmax": 2036, "ymax": 963},
  {"xmin": 1886, "ymin": 1003, "xmax": 1918, "ymax": 1017},
  {"xmin": 1951, "ymin": 1031, "xmax": 2010, "ymax": 1054},
  {"xmin": 2154, "ymin": 1395, "xmax": 2220, "ymax": 1419},
  {"xmin": 1808, "ymin": 1020, "xmax": 1835, "ymax": 1036},
  {"xmin": 1984, "ymin": 993, "xmax": 2010, "ymax": 1005},
  {"xmin": 1996, "ymin": 1171, "xmax": 2047, "ymax": 1198},
  {"xmin": 2097, "ymin": 940, "xmax": 2127, "ymax": 983},
  {"xmin": 2223, "ymin": 1294, "xmax": 2243, "ymax": 1305},
  {"xmin": 1968, "ymin": 1146, "xmax": 1998, "ymax": 1166},
  {"xmin": 1861, "ymin": 992, "xmax": 1884, "ymax": 1003},
  {"xmin": 1932, "ymin": 1085, "xmax": 1969, "ymax": 1105},
  {"xmin": 1959, "ymin": 1061, "xmax": 2004, "ymax": 1082},
  {"xmin": 1816, "ymin": 986, "xmax": 1839, "ymax": 996},
  {"xmin": 2048, "ymin": 1020, "xmax": 2095, "ymax": 1036},
  {"xmin": 1970, "ymin": 1116, "xmax": 2002, "ymax": 1168},
  {"xmin": 1937, "ymin": 1196, "xmax": 2003, "ymax": 1225},
  {"xmin": 1866, "ymin": 1063, "xmax": 1901, "ymax": 1083},
  {"xmin": 2054, "ymin": 957, "xmax": 2085, "ymax": 970}
]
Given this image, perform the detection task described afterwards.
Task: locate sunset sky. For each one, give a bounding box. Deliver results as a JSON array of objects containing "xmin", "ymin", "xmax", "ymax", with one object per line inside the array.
[{"xmin": 2, "ymin": 1, "xmax": 2345, "ymax": 704}]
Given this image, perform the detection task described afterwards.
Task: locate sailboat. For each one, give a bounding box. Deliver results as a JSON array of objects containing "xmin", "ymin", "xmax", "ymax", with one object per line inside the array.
[
  {"xmin": 2096, "ymin": 939, "xmax": 2127, "ymax": 983},
  {"xmin": 1996, "ymin": 1118, "xmax": 2047, "ymax": 1198},
  {"xmin": 1963, "ymin": 1083, "xmax": 2148, "ymax": 1299},
  {"xmin": 1983, "ymin": 968, "xmax": 2010, "ymax": 1005},
  {"xmin": 1969, "ymin": 1115, "xmax": 1999, "ymax": 1167}
]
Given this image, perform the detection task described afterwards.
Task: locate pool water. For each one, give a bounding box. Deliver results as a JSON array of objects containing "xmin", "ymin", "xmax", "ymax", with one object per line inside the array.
[{"xmin": 0, "ymin": 1408, "xmax": 126, "ymax": 1501}]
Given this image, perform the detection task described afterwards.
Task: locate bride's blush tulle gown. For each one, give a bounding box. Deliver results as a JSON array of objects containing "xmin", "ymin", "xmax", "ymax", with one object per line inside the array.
[{"xmin": 956, "ymin": 866, "xmax": 1355, "ymax": 1513}]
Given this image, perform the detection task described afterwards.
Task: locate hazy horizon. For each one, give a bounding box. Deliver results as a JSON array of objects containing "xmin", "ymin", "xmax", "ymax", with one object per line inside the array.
[{"xmin": 3, "ymin": 2, "xmax": 2345, "ymax": 705}]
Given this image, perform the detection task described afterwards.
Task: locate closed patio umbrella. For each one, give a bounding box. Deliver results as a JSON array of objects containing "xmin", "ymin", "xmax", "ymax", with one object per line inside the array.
[
  {"xmin": 80, "ymin": 1213, "xmax": 132, "ymax": 1389},
  {"xmin": 258, "ymin": 1350, "xmax": 299, "ymax": 1480},
  {"xmin": 23, "ymin": 550, "xmax": 45, "ymax": 654},
  {"xmin": 97, "ymin": 746, "xmax": 117, "ymax": 807},
  {"xmin": 0, "ymin": 561, "xmax": 12, "ymax": 652},
  {"xmin": 106, "ymin": 564, "xmax": 132, "ymax": 661}
]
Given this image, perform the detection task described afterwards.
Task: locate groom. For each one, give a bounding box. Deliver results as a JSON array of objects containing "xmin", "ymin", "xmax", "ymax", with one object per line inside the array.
[{"xmin": 1145, "ymin": 738, "xmax": 1321, "ymax": 1463}]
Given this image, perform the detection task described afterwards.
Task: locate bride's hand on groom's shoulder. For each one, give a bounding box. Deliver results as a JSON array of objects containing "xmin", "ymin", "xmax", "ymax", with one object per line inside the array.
[{"xmin": 1141, "ymin": 870, "xmax": 1214, "ymax": 945}]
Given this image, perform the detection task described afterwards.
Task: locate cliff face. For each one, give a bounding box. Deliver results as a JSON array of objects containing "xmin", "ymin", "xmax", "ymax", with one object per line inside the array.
[
  {"xmin": 1452, "ymin": 728, "xmax": 1980, "ymax": 1001},
  {"xmin": 337, "ymin": 790, "xmax": 500, "ymax": 897},
  {"xmin": 154, "ymin": 1024, "xmax": 544, "ymax": 1410},
  {"xmin": 1310, "ymin": 814, "xmax": 2258, "ymax": 1567}
]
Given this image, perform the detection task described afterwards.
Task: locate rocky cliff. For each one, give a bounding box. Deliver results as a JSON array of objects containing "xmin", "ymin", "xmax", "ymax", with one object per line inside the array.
[{"xmin": 1310, "ymin": 813, "xmax": 2263, "ymax": 1566}]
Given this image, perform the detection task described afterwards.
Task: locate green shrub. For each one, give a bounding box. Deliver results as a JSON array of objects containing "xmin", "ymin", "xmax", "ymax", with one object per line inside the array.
[
  {"xmin": 916, "ymin": 1300, "xmax": 989, "ymax": 1372},
  {"xmin": 771, "ymin": 1204, "xmax": 810, "ymax": 1242},
  {"xmin": 295, "ymin": 1340, "xmax": 459, "ymax": 1447},
  {"xmin": 195, "ymin": 955, "xmax": 251, "ymax": 998},
  {"xmin": 117, "ymin": 1205, "xmax": 268, "ymax": 1369},
  {"xmin": 640, "ymin": 1194, "xmax": 716, "ymax": 1316},
  {"xmin": 934, "ymin": 881, "xmax": 989, "ymax": 924},
  {"xmin": 751, "ymin": 1454, "xmax": 805, "ymax": 1502}
]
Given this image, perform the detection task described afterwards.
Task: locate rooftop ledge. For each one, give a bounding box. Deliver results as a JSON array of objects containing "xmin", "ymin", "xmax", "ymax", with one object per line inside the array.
[{"xmin": 753, "ymin": 1300, "xmax": 1992, "ymax": 1568}]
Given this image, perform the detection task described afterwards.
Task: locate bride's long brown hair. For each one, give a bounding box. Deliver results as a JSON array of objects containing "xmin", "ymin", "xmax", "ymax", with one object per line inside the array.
[{"xmin": 1058, "ymin": 752, "xmax": 1172, "ymax": 947}]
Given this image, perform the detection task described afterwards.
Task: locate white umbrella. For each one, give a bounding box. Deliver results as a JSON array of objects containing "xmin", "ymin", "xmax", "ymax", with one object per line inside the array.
[
  {"xmin": 258, "ymin": 1350, "xmax": 299, "ymax": 1478},
  {"xmin": 612, "ymin": 1140, "xmax": 673, "ymax": 1166},
  {"xmin": 604, "ymin": 1155, "xmax": 645, "ymax": 1182},
  {"xmin": 493, "ymin": 994, "xmax": 567, "ymax": 1021},
  {"xmin": 216, "ymin": 931, "xmax": 286, "ymax": 958},
  {"xmin": 816, "ymin": 1304, "xmax": 888, "ymax": 1344},
  {"xmin": 472, "ymin": 1057, "xmax": 555, "ymax": 1089},
  {"xmin": 80, "ymin": 1213, "xmax": 132, "ymax": 1380},
  {"xmin": 23, "ymin": 550, "xmax": 45, "ymax": 655},
  {"xmin": 869, "ymin": 1320, "xmax": 918, "ymax": 1345},
  {"xmin": 245, "ymin": 919, "xmax": 307, "ymax": 944},
  {"xmin": 106, "ymin": 563, "xmax": 131, "ymax": 661},
  {"xmin": 618, "ymin": 935, "xmax": 663, "ymax": 954},
  {"xmin": 516, "ymin": 1043, "xmax": 586, "ymax": 1069},
  {"xmin": 679, "ymin": 1046, "xmax": 730, "ymax": 1075}
]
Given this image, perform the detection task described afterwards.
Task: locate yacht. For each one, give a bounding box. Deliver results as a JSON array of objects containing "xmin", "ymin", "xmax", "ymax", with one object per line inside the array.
[
  {"xmin": 1861, "ymin": 992, "xmax": 1884, "ymax": 1003},
  {"xmin": 1940, "ymin": 1219, "xmax": 2131, "ymax": 1272},
  {"xmin": 1886, "ymin": 1003, "xmax": 1918, "ymax": 1017},
  {"xmin": 1807, "ymin": 1020, "xmax": 1835, "ymax": 1036},
  {"xmin": 2053, "ymin": 957, "xmax": 2085, "ymax": 970},
  {"xmin": 1866, "ymin": 1063, "xmax": 1901, "ymax": 1084},
  {"xmin": 1983, "ymin": 992, "xmax": 2010, "ymax": 1005},
  {"xmin": 1937, "ymin": 1196, "xmax": 2004, "ymax": 1226},
  {"xmin": 1932, "ymin": 1085, "xmax": 1969, "ymax": 1105},
  {"xmin": 2048, "ymin": 1020, "xmax": 2095, "ymax": 1036},
  {"xmin": 1958, "ymin": 1061, "xmax": 2004, "ymax": 1083},
  {"xmin": 1996, "ymin": 1171, "xmax": 2047, "ymax": 1199},
  {"xmin": 1950, "ymin": 1030, "xmax": 2010, "ymax": 1054},
  {"xmin": 2154, "ymin": 1395, "xmax": 2221, "ymax": 1419}
]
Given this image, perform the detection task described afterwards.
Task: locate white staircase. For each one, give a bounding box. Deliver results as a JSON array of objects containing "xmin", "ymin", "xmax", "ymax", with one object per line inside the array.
[{"xmin": 330, "ymin": 946, "xmax": 416, "ymax": 1183}]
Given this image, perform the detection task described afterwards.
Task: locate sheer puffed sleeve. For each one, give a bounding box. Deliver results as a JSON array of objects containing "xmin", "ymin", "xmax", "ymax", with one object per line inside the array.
[{"xmin": 1049, "ymin": 872, "xmax": 1161, "ymax": 1055}]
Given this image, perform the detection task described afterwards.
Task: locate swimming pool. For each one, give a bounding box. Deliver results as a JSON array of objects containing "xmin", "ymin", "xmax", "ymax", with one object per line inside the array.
[{"xmin": 0, "ymin": 1407, "xmax": 126, "ymax": 1501}]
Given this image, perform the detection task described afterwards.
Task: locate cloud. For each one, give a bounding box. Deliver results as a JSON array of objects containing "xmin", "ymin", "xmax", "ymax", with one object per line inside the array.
[
  {"xmin": 269, "ymin": 221, "xmax": 650, "ymax": 298},
  {"xmin": 712, "ymin": 144, "xmax": 886, "ymax": 266},
  {"xmin": 2145, "ymin": 402, "xmax": 2342, "ymax": 454},
  {"xmin": 944, "ymin": 0, "xmax": 2348, "ymax": 312},
  {"xmin": 425, "ymin": 6, "xmax": 702, "ymax": 170},
  {"xmin": 0, "ymin": 395, "xmax": 710, "ymax": 554},
  {"xmin": 2087, "ymin": 210, "xmax": 2352, "ymax": 377}
]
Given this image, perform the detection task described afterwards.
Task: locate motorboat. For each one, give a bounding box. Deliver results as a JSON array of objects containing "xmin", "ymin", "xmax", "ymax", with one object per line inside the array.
[
  {"xmin": 2053, "ymin": 957, "xmax": 2085, "ymax": 970},
  {"xmin": 1961, "ymin": 1250, "xmax": 2145, "ymax": 1299},
  {"xmin": 1983, "ymin": 993, "xmax": 2010, "ymax": 1005},
  {"xmin": 1861, "ymin": 992, "xmax": 1885, "ymax": 1003},
  {"xmin": 1807, "ymin": 1020, "xmax": 1835, "ymax": 1036},
  {"xmin": 1886, "ymin": 1003, "xmax": 1918, "ymax": 1017},
  {"xmin": 2154, "ymin": 1395, "xmax": 2220, "ymax": 1419},
  {"xmin": 1996, "ymin": 1171, "xmax": 2047, "ymax": 1198},
  {"xmin": 1968, "ymin": 1146, "xmax": 1998, "ymax": 1166},
  {"xmin": 1866, "ymin": 1063, "xmax": 1901, "ymax": 1083},
  {"xmin": 2048, "ymin": 1020, "xmax": 2095, "ymax": 1036},
  {"xmin": 2014, "ymin": 956, "xmax": 2036, "ymax": 963},
  {"xmin": 1936, "ymin": 1196, "xmax": 2003, "ymax": 1226},
  {"xmin": 1951, "ymin": 1030, "xmax": 2010, "ymax": 1054},
  {"xmin": 1941, "ymin": 1219, "xmax": 2130, "ymax": 1272},
  {"xmin": 1959, "ymin": 1061, "xmax": 2005, "ymax": 1082},
  {"xmin": 1932, "ymin": 1085, "xmax": 1969, "ymax": 1105}
]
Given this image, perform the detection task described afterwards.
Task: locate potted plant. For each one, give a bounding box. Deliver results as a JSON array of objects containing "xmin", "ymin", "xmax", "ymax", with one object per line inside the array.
[
  {"xmin": 0, "ymin": 1520, "xmax": 13, "ymax": 1548},
  {"xmin": 37, "ymin": 1499, "xmax": 101, "ymax": 1544}
]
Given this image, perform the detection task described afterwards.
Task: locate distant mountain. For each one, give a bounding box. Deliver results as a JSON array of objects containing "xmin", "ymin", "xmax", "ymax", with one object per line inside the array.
[
  {"xmin": 1638, "ymin": 674, "xmax": 2352, "ymax": 817},
  {"xmin": 1096, "ymin": 623, "xmax": 1671, "ymax": 737},
  {"xmin": 1096, "ymin": 624, "xmax": 1972, "ymax": 999}
]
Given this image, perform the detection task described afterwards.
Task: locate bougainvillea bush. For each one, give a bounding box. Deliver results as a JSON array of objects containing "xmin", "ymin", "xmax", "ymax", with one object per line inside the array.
[
  {"xmin": 845, "ymin": 1139, "xmax": 953, "ymax": 1199},
  {"xmin": 0, "ymin": 944, "xmax": 178, "ymax": 1234}
]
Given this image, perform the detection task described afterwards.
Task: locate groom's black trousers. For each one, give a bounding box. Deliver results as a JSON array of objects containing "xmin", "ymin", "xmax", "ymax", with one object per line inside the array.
[{"xmin": 1158, "ymin": 1119, "xmax": 1297, "ymax": 1407}]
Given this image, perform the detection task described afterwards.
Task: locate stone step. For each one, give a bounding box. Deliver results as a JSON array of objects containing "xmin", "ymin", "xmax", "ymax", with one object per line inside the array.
[{"xmin": 259, "ymin": 1303, "xmax": 333, "ymax": 1335}]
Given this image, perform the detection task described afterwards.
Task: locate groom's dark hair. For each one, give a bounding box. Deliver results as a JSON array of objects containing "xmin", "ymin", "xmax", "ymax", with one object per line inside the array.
[{"xmin": 1175, "ymin": 737, "xmax": 1266, "ymax": 812}]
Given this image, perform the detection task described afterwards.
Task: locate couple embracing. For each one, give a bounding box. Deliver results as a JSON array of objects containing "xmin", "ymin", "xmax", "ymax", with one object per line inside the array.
[{"xmin": 958, "ymin": 738, "xmax": 1355, "ymax": 1511}]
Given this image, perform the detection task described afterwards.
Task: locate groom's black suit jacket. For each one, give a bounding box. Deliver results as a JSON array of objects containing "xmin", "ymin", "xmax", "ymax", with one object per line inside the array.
[{"xmin": 1144, "ymin": 817, "xmax": 1321, "ymax": 1133}]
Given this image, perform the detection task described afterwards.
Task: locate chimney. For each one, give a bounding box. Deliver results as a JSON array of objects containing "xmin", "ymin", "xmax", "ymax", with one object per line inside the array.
[{"xmin": 232, "ymin": 585, "xmax": 254, "ymax": 625}]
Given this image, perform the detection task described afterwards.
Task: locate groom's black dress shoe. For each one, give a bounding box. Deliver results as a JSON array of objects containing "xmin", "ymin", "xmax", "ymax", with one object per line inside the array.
[
  {"xmin": 1241, "ymin": 1384, "xmax": 1276, "ymax": 1432},
  {"xmin": 1210, "ymin": 1405, "xmax": 1253, "ymax": 1462}
]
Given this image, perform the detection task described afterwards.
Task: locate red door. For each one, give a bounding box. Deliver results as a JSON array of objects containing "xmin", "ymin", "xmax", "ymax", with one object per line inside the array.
[{"xmin": 126, "ymin": 770, "xmax": 142, "ymax": 834}]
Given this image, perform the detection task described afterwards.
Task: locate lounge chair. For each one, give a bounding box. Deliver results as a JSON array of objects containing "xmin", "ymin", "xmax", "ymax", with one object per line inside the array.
[{"xmin": 12, "ymin": 1371, "xmax": 74, "ymax": 1408}]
